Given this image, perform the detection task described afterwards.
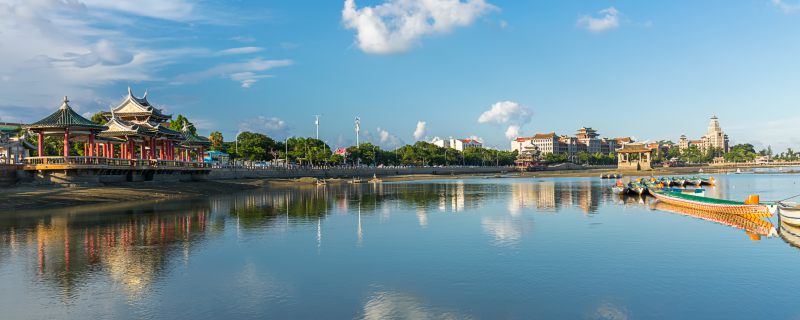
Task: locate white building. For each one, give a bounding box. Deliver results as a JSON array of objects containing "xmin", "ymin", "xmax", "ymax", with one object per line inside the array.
[{"xmin": 432, "ymin": 137, "xmax": 483, "ymax": 151}]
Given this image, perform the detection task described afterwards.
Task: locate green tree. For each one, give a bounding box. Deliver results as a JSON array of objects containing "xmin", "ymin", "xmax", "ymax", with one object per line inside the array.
[
  {"xmin": 209, "ymin": 131, "xmax": 224, "ymax": 150},
  {"xmin": 235, "ymin": 132, "xmax": 278, "ymax": 161},
  {"xmin": 170, "ymin": 114, "xmax": 196, "ymax": 134},
  {"xmin": 90, "ymin": 112, "xmax": 107, "ymax": 125}
]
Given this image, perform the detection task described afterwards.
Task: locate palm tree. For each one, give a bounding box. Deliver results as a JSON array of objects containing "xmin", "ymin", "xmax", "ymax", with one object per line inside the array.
[{"xmin": 209, "ymin": 131, "xmax": 224, "ymax": 150}]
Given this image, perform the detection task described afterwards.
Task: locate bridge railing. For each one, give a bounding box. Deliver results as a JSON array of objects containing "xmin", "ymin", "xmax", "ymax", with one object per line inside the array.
[{"xmin": 23, "ymin": 156, "xmax": 209, "ymax": 169}]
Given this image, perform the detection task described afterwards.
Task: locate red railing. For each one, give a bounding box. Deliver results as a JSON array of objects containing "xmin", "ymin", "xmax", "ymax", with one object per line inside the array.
[{"xmin": 23, "ymin": 156, "xmax": 210, "ymax": 169}]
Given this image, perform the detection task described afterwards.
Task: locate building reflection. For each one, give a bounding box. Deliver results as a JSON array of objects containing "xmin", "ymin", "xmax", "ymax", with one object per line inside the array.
[
  {"xmin": 509, "ymin": 179, "xmax": 605, "ymax": 214},
  {"xmin": 0, "ymin": 203, "xmax": 212, "ymax": 299}
]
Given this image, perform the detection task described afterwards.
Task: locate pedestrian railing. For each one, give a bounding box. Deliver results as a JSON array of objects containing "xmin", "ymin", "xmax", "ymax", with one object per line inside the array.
[{"xmin": 22, "ymin": 156, "xmax": 210, "ymax": 170}]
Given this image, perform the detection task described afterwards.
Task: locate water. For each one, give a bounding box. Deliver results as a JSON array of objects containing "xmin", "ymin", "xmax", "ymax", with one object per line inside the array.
[{"xmin": 1, "ymin": 174, "xmax": 799, "ymax": 319}]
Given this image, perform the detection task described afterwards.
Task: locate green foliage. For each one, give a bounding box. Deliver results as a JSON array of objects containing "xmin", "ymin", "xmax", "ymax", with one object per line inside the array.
[
  {"xmin": 723, "ymin": 144, "xmax": 757, "ymax": 163},
  {"xmin": 543, "ymin": 153, "xmax": 569, "ymax": 164},
  {"xmin": 209, "ymin": 131, "xmax": 224, "ymax": 150},
  {"xmin": 169, "ymin": 114, "xmax": 196, "ymax": 134},
  {"xmin": 90, "ymin": 112, "xmax": 107, "ymax": 125},
  {"xmin": 234, "ymin": 132, "xmax": 279, "ymax": 161}
]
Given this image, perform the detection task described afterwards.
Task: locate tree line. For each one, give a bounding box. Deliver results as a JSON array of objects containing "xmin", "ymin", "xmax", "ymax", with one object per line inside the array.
[{"xmin": 210, "ymin": 131, "xmax": 517, "ymax": 166}]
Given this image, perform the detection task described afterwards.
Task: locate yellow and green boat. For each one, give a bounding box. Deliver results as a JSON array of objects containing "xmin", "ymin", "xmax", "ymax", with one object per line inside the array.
[{"xmin": 649, "ymin": 189, "xmax": 771, "ymax": 216}]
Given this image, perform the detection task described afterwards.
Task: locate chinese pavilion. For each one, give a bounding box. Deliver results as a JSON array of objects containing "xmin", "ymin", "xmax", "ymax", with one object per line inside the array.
[
  {"xmin": 24, "ymin": 88, "xmax": 211, "ymax": 168},
  {"xmin": 26, "ymin": 97, "xmax": 108, "ymax": 159}
]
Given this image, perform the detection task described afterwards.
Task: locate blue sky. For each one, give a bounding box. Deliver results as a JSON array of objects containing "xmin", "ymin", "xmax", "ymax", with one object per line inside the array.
[{"xmin": 1, "ymin": 0, "xmax": 799, "ymax": 151}]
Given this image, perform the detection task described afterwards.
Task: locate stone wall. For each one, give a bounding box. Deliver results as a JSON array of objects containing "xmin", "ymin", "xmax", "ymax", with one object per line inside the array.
[
  {"xmin": 3, "ymin": 166, "xmax": 511, "ymax": 187},
  {"xmin": 207, "ymin": 166, "xmax": 511, "ymax": 180}
]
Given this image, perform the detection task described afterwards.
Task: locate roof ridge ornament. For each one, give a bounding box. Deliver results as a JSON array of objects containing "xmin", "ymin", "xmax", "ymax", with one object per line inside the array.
[
  {"xmin": 143, "ymin": 89, "xmax": 148, "ymax": 99},
  {"xmin": 59, "ymin": 96, "xmax": 70, "ymax": 110}
]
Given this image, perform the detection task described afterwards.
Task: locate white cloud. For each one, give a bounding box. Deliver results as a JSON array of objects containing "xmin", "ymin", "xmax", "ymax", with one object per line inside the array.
[
  {"xmin": 504, "ymin": 125, "xmax": 520, "ymax": 140},
  {"xmin": 478, "ymin": 101, "xmax": 532, "ymax": 140},
  {"xmin": 413, "ymin": 121, "xmax": 427, "ymax": 140},
  {"xmin": 577, "ymin": 7, "xmax": 621, "ymax": 33},
  {"xmin": 377, "ymin": 127, "xmax": 405, "ymax": 148},
  {"xmin": 772, "ymin": 0, "xmax": 800, "ymax": 13},
  {"xmin": 342, "ymin": 0, "xmax": 497, "ymax": 54},
  {"xmin": 0, "ymin": 0, "xmax": 223, "ymax": 119},
  {"xmin": 478, "ymin": 101, "xmax": 532, "ymax": 125},
  {"xmin": 80, "ymin": 0, "xmax": 196, "ymax": 21},
  {"xmin": 218, "ymin": 47, "xmax": 264, "ymax": 55},
  {"xmin": 174, "ymin": 58, "xmax": 292, "ymax": 88},
  {"xmin": 239, "ymin": 116, "xmax": 290, "ymax": 138}
]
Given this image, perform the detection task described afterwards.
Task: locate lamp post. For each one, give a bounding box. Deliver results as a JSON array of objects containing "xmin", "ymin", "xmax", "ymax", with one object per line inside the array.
[{"xmin": 235, "ymin": 131, "xmax": 242, "ymax": 166}]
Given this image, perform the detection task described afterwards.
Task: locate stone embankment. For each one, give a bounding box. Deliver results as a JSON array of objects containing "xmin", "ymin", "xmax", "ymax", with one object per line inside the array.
[{"xmin": 207, "ymin": 166, "xmax": 512, "ymax": 180}]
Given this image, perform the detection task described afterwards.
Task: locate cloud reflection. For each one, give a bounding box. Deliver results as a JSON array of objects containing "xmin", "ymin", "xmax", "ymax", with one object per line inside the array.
[{"xmin": 361, "ymin": 291, "xmax": 471, "ymax": 320}]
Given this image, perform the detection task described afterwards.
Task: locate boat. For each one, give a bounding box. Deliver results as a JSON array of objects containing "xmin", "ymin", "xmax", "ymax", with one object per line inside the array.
[
  {"xmin": 659, "ymin": 177, "xmax": 672, "ymax": 187},
  {"xmin": 648, "ymin": 188, "xmax": 771, "ymax": 216},
  {"xmin": 734, "ymin": 168, "xmax": 753, "ymax": 174},
  {"xmin": 369, "ymin": 174, "xmax": 383, "ymax": 184},
  {"xmin": 687, "ymin": 177, "xmax": 703, "ymax": 187},
  {"xmin": 315, "ymin": 179, "xmax": 327, "ymax": 186},
  {"xmin": 348, "ymin": 177, "xmax": 364, "ymax": 184},
  {"xmin": 779, "ymin": 219, "xmax": 800, "ymax": 249},
  {"xmin": 611, "ymin": 180, "xmax": 628, "ymax": 195},
  {"xmin": 699, "ymin": 177, "xmax": 716, "ymax": 186},
  {"xmin": 778, "ymin": 203, "xmax": 800, "ymax": 226},
  {"xmin": 629, "ymin": 181, "xmax": 647, "ymax": 196},
  {"xmin": 673, "ymin": 177, "xmax": 686, "ymax": 187}
]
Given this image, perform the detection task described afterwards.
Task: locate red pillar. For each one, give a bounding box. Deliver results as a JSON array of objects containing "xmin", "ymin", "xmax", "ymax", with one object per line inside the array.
[
  {"xmin": 63, "ymin": 129, "xmax": 69, "ymax": 158},
  {"xmin": 88, "ymin": 134, "xmax": 95, "ymax": 157},
  {"xmin": 199, "ymin": 147, "xmax": 204, "ymax": 163},
  {"xmin": 37, "ymin": 132, "xmax": 44, "ymax": 156}
]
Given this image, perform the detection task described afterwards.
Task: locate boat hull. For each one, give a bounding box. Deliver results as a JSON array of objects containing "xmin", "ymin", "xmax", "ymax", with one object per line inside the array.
[
  {"xmin": 779, "ymin": 206, "xmax": 800, "ymax": 226},
  {"xmin": 649, "ymin": 190, "xmax": 770, "ymax": 216}
]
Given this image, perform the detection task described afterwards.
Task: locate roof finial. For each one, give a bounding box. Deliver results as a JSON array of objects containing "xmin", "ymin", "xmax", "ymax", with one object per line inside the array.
[
  {"xmin": 181, "ymin": 121, "xmax": 189, "ymax": 133},
  {"xmin": 127, "ymin": 86, "xmax": 132, "ymax": 96},
  {"xmin": 59, "ymin": 96, "xmax": 70, "ymax": 110},
  {"xmin": 110, "ymin": 105, "xmax": 116, "ymax": 119}
]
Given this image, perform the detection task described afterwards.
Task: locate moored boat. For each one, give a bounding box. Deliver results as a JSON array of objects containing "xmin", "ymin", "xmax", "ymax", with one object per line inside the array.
[
  {"xmin": 649, "ymin": 189, "xmax": 771, "ymax": 216},
  {"xmin": 629, "ymin": 181, "xmax": 647, "ymax": 196},
  {"xmin": 611, "ymin": 180, "xmax": 628, "ymax": 195},
  {"xmin": 778, "ymin": 204, "xmax": 800, "ymax": 226},
  {"xmin": 348, "ymin": 177, "xmax": 364, "ymax": 184},
  {"xmin": 699, "ymin": 177, "xmax": 716, "ymax": 186},
  {"xmin": 688, "ymin": 177, "xmax": 703, "ymax": 187},
  {"xmin": 369, "ymin": 174, "xmax": 383, "ymax": 184}
]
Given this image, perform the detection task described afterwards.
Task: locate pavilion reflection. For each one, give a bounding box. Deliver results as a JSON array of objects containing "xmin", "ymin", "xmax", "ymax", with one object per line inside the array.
[{"xmin": 0, "ymin": 203, "xmax": 213, "ymax": 299}]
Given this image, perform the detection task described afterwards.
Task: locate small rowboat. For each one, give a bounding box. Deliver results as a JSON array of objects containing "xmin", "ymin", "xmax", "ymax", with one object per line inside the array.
[
  {"xmin": 778, "ymin": 204, "xmax": 800, "ymax": 226},
  {"xmin": 611, "ymin": 180, "xmax": 628, "ymax": 195},
  {"xmin": 649, "ymin": 189, "xmax": 770, "ymax": 216},
  {"xmin": 700, "ymin": 177, "xmax": 716, "ymax": 186},
  {"xmin": 629, "ymin": 181, "xmax": 647, "ymax": 196},
  {"xmin": 687, "ymin": 177, "xmax": 703, "ymax": 187},
  {"xmin": 673, "ymin": 177, "xmax": 686, "ymax": 187}
]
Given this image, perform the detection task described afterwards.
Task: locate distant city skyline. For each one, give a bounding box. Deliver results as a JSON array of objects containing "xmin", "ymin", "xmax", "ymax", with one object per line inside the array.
[{"xmin": 1, "ymin": 0, "xmax": 799, "ymax": 150}]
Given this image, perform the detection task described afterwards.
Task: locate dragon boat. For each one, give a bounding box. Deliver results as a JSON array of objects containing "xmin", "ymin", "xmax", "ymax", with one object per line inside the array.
[{"xmin": 648, "ymin": 188, "xmax": 771, "ymax": 216}]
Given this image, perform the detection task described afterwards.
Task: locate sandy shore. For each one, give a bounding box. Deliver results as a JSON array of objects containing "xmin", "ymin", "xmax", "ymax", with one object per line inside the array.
[{"xmin": 0, "ymin": 179, "xmax": 266, "ymax": 212}]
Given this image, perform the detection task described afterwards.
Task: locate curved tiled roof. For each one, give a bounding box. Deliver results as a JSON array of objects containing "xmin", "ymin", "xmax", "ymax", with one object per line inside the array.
[{"xmin": 26, "ymin": 97, "xmax": 107, "ymax": 131}]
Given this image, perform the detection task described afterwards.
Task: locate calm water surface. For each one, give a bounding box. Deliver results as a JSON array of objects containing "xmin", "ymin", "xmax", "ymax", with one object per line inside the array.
[{"xmin": 1, "ymin": 174, "xmax": 800, "ymax": 319}]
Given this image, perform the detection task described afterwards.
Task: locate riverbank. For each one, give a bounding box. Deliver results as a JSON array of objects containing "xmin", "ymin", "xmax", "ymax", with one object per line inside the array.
[
  {"xmin": 3, "ymin": 166, "xmax": 796, "ymax": 212},
  {"xmin": 0, "ymin": 179, "xmax": 266, "ymax": 212}
]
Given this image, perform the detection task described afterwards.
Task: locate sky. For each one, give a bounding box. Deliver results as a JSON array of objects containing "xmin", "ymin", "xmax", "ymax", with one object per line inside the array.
[{"xmin": 1, "ymin": 0, "xmax": 799, "ymax": 151}]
